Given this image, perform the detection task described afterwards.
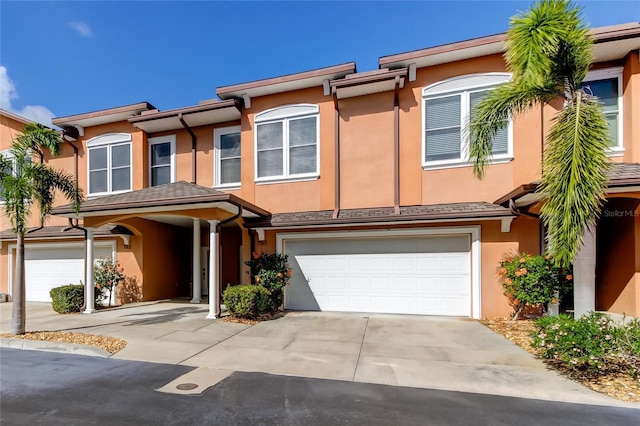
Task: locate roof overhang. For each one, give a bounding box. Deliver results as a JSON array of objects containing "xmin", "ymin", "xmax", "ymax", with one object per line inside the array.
[
  {"xmin": 330, "ymin": 68, "xmax": 407, "ymax": 99},
  {"xmin": 216, "ymin": 62, "xmax": 356, "ymax": 102},
  {"xmin": 52, "ymin": 182, "xmax": 270, "ymax": 220},
  {"xmin": 379, "ymin": 23, "xmax": 640, "ymax": 70},
  {"xmin": 0, "ymin": 108, "xmax": 33, "ymax": 126},
  {"xmin": 246, "ymin": 203, "xmax": 513, "ymax": 229},
  {"xmin": 52, "ymin": 102, "xmax": 156, "ymax": 129},
  {"xmin": 0, "ymin": 224, "xmax": 132, "ymax": 242},
  {"xmin": 129, "ymin": 99, "xmax": 241, "ymax": 133},
  {"xmin": 495, "ymin": 164, "xmax": 640, "ymax": 208}
]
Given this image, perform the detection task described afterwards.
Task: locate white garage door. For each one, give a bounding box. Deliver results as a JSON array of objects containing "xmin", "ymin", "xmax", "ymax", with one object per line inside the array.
[
  {"xmin": 284, "ymin": 234, "xmax": 471, "ymax": 316},
  {"xmin": 23, "ymin": 244, "xmax": 114, "ymax": 302}
]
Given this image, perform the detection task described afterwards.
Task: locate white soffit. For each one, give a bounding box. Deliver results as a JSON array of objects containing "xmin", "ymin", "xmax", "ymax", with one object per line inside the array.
[
  {"xmin": 336, "ymin": 80, "xmax": 400, "ymax": 99},
  {"xmin": 131, "ymin": 108, "xmax": 241, "ymax": 133}
]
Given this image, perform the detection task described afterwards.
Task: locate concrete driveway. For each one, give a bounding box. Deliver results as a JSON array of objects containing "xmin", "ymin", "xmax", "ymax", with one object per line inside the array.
[{"xmin": 0, "ymin": 301, "xmax": 633, "ymax": 407}]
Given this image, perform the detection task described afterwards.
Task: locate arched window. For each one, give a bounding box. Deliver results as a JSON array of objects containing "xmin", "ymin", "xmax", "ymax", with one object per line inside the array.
[
  {"xmin": 254, "ymin": 104, "xmax": 319, "ymax": 181},
  {"xmin": 86, "ymin": 133, "xmax": 132, "ymax": 195},
  {"xmin": 422, "ymin": 73, "xmax": 513, "ymax": 169}
]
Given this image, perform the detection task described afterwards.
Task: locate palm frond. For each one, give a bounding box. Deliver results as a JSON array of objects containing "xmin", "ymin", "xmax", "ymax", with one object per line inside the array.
[
  {"xmin": 506, "ymin": 0, "xmax": 587, "ymax": 90},
  {"xmin": 15, "ymin": 123, "xmax": 62, "ymax": 161},
  {"xmin": 539, "ymin": 91, "xmax": 611, "ymax": 267},
  {"xmin": 31, "ymin": 164, "xmax": 83, "ymax": 220},
  {"xmin": 469, "ymin": 82, "xmax": 557, "ymax": 179}
]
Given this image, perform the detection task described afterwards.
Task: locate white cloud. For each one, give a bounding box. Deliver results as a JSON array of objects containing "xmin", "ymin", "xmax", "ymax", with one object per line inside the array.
[
  {"xmin": 68, "ymin": 21, "xmax": 93, "ymax": 38},
  {"xmin": 0, "ymin": 66, "xmax": 56, "ymax": 127}
]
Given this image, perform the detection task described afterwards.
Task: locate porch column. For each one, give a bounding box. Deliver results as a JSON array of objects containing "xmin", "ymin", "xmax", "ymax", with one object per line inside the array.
[
  {"xmin": 207, "ymin": 220, "xmax": 220, "ymax": 319},
  {"xmin": 83, "ymin": 227, "xmax": 95, "ymax": 314},
  {"xmin": 573, "ymin": 226, "xmax": 596, "ymax": 318},
  {"xmin": 191, "ymin": 219, "xmax": 201, "ymax": 303}
]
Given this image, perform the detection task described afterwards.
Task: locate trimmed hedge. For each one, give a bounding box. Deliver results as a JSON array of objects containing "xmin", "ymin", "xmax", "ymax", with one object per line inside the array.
[
  {"xmin": 50, "ymin": 284, "xmax": 85, "ymax": 314},
  {"xmin": 222, "ymin": 285, "xmax": 270, "ymax": 319}
]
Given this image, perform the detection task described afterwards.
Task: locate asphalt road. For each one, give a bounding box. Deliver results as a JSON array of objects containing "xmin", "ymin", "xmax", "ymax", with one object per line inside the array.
[{"xmin": 1, "ymin": 348, "xmax": 638, "ymax": 425}]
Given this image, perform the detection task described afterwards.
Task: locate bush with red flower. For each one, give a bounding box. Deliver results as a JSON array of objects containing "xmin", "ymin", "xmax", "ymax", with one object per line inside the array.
[
  {"xmin": 498, "ymin": 253, "xmax": 572, "ymax": 320},
  {"xmin": 93, "ymin": 257, "xmax": 126, "ymax": 307},
  {"xmin": 245, "ymin": 252, "xmax": 291, "ymax": 312}
]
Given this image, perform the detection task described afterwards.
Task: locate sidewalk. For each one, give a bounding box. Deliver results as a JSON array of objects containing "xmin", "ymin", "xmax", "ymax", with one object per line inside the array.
[{"xmin": 1, "ymin": 300, "xmax": 638, "ymax": 408}]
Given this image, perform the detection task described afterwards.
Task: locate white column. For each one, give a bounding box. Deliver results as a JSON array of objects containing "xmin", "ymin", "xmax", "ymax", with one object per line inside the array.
[
  {"xmin": 83, "ymin": 227, "xmax": 95, "ymax": 314},
  {"xmin": 573, "ymin": 226, "xmax": 597, "ymax": 318},
  {"xmin": 207, "ymin": 220, "xmax": 220, "ymax": 319},
  {"xmin": 191, "ymin": 219, "xmax": 202, "ymax": 303}
]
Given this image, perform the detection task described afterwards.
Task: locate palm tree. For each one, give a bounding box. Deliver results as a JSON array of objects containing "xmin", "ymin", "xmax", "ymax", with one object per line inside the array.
[
  {"xmin": 0, "ymin": 135, "xmax": 82, "ymax": 335},
  {"xmin": 470, "ymin": 0, "xmax": 611, "ymax": 268},
  {"xmin": 16, "ymin": 123, "xmax": 62, "ymax": 163}
]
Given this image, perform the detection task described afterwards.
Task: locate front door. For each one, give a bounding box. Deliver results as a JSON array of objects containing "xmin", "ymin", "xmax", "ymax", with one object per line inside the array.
[{"xmin": 200, "ymin": 247, "xmax": 209, "ymax": 296}]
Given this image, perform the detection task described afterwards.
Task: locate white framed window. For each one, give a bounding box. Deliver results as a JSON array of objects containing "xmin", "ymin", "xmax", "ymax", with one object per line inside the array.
[
  {"xmin": 422, "ymin": 73, "xmax": 513, "ymax": 170},
  {"xmin": 214, "ymin": 126, "xmax": 241, "ymax": 188},
  {"xmin": 0, "ymin": 150, "xmax": 14, "ymax": 204},
  {"xmin": 87, "ymin": 133, "xmax": 132, "ymax": 196},
  {"xmin": 254, "ymin": 104, "xmax": 319, "ymax": 182},
  {"xmin": 148, "ymin": 135, "xmax": 176, "ymax": 187},
  {"xmin": 0, "ymin": 149, "xmax": 33, "ymax": 204},
  {"xmin": 581, "ymin": 67, "xmax": 624, "ymax": 154}
]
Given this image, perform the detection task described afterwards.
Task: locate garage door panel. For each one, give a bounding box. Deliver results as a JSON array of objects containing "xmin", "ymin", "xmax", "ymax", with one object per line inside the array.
[
  {"xmin": 442, "ymin": 255, "xmax": 469, "ymax": 273},
  {"xmin": 371, "ymin": 277, "xmax": 390, "ymax": 291},
  {"xmin": 285, "ymin": 235, "xmax": 471, "ymax": 317},
  {"xmin": 23, "ymin": 245, "xmax": 113, "ymax": 302},
  {"xmin": 349, "ymin": 277, "xmax": 368, "ymax": 290}
]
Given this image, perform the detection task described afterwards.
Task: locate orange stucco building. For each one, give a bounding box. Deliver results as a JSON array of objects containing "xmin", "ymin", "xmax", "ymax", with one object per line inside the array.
[{"xmin": 1, "ymin": 23, "xmax": 639, "ymax": 318}]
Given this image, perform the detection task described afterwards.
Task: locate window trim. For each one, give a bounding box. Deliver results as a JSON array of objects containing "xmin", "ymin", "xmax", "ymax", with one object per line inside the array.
[
  {"xmin": 421, "ymin": 73, "xmax": 513, "ymax": 170},
  {"xmin": 0, "ymin": 149, "xmax": 14, "ymax": 204},
  {"xmin": 148, "ymin": 135, "xmax": 176, "ymax": 187},
  {"xmin": 86, "ymin": 133, "xmax": 133, "ymax": 197},
  {"xmin": 253, "ymin": 104, "xmax": 320, "ymax": 183},
  {"xmin": 583, "ymin": 66, "xmax": 624, "ymax": 155},
  {"xmin": 213, "ymin": 126, "xmax": 242, "ymax": 190}
]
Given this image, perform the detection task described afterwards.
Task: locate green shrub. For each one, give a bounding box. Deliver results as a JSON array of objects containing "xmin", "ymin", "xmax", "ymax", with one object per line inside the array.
[
  {"xmin": 222, "ymin": 285, "xmax": 270, "ymax": 319},
  {"xmin": 531, "ymin": 313, "xmax": 619, "ymax": 374},
  {"xmin": 50, "ymin": 284, "xmax": 85, "ymax": 314},
  {"xmin": 498, "ymin": 252, "xmax": 572, "ymax": 319},
  {"xmin": 616, "ymin": 318, "xmax": 640, "ymax": 378},
  {"xmin": 246, "ymin": 252, "xmax": 291, "ymax": 312}
]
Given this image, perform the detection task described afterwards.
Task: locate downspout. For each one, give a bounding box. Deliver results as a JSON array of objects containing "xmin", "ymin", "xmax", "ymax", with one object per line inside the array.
[
  {"xmin": 179, "ymin": 113, "xmax": 197, "ymax": 184},
  {"xmin": 332, "ymin": 87, "xmax": 341, "ymax": 219},
  {"xmin": 67, "ymin": 140, "xmax": 80, "ymax": 227},
  {"xmin": 215, "ymin": 204, "xmax": 243, "ymax": 317},
  {"xmin": 393, "ymin": 76, "xmax": 401, "ymax": 215}
]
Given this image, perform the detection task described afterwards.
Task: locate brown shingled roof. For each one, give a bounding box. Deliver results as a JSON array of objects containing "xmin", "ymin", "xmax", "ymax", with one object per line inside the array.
[
  {"xmin": 494, "ymin": 163, "xmax": 640, "ymax": 206},
  {"xmin": 0, "ymin": 224, "xmax": 131, "ymax": 241},
  {"xmin": 52, "ymin": 181, "xmax": 270, "ymax": 217},
  {"xmin": 246, "ymin": 202, "xmax": 512, "ymax": 228}
]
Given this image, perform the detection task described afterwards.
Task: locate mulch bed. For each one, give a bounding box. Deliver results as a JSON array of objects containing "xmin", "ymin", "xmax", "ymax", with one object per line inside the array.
[
  {"xmin": 0, "ymin": 331, "xmax": 127, "ymax": 354},
  {"xmin": 220, "ymin": 311, "xmax": 286, "ymax": 325},
  {"xmin": 480, "ymin": 318, "xmax": 640, "ymax": 402}
]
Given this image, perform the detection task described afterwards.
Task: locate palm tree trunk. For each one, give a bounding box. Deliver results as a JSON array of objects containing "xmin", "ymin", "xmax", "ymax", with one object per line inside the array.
[{"xmin": 11, "ymin": 233, "xmax": 26, "ymax": 335}]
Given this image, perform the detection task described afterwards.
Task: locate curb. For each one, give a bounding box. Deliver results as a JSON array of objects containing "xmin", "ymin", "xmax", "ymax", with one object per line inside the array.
[{"xmin": 0, "ymin": 338, "xmax": 111, "ymax": 358}]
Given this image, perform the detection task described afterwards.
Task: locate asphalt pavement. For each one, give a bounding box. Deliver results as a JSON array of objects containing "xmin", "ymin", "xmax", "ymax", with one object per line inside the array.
[{"xmin": 1, "ymin": 348, "xmax": 639, "ymax": 426}]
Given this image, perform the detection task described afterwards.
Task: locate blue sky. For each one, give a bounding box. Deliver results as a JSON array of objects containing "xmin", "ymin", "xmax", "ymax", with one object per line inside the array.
[{"xmin": 1, "ymin": 1, "xmax": 639, "ymax": 126}]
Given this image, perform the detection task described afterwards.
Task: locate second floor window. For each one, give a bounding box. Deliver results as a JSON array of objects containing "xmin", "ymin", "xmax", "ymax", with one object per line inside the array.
[
  {"xmin": 580, "ymin": 67, "xmax": 623, "ymax": 152},
  {"xmin": 214, "ymin": 126, "xmax": 241, "ymax": 188},
  {"xmin": 254, "ymin": 104, "xmax": 319, "ymax": 181},
  {"xmin": 423, "ymin": 73, "xmax": 512, "ymax": 169},
  {"xmin": 0, "ymin": 150, "xmax": 15, "ymax": 203},
  {"xmin": 87, "ymin": 133, "xmax": 132, "ymax": 196},
  {"xmin": 149, "ymin": 135, "xmax": 175, "ymax": 187}
]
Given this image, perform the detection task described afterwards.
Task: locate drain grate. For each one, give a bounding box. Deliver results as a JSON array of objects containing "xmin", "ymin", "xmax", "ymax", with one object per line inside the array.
[{"xmin": 176, "ymin": 383, "xmax": 198, "ymax": 391}]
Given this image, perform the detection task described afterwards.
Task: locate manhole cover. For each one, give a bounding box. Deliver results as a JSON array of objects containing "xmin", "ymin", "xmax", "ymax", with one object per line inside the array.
[{"xmin": 176, "ymin": 383, "xmax": 198, "ymax": 390}]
